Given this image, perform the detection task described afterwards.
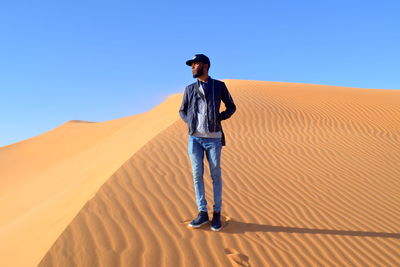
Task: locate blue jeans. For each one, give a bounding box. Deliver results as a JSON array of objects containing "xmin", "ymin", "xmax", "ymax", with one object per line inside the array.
[{"xmin": 188, "ymin": 135, "xmax": 223, "ymax": 212}]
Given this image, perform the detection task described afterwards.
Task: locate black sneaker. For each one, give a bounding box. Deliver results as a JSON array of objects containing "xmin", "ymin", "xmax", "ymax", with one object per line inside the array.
[
  {"xmin": 188, "ymin": 211, "xmax": 209, "ymax": 228},
  {"xmin": 210, "ymin": 211, "xmax": 222, "ymax": 231}
]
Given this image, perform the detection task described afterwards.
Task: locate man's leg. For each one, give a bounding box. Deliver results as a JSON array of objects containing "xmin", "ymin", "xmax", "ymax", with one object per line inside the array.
[
  {"xmin": 188, "ymin": 135, "xmax": 207, "ymax": 212},
  {"xmin": 205, "ymin": 138, "xmax": 222, "ymax": 212}
]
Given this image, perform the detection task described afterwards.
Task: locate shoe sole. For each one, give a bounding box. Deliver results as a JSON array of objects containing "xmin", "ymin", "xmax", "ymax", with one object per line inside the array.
[
  {"xmin": 188, "ymin": 220, "xmax": 209, "ymax": 228},
  {"xmin": 210, "ymin": 225, "xmax": 223, "ymax": 231}
]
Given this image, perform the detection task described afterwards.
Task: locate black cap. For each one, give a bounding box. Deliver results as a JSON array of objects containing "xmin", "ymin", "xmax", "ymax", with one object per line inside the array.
[{"xmin": 185, "ymin": 54, "xmax": 211, "ymax": 67}]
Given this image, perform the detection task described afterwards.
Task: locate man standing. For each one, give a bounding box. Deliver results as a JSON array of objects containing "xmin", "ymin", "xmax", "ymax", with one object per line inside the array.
[{"xmin": 179, "ymin": 54, "xmax": 236, "ymax": 231}]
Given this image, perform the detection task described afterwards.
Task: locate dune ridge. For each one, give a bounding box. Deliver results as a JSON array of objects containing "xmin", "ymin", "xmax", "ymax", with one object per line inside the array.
[
  {"xmin": 36, "ymin": 80, "xmax": 400, "ymax": 266},
  {"xmin": 1, "ymin": 80, "xmax": 400, "ymax": 266}
]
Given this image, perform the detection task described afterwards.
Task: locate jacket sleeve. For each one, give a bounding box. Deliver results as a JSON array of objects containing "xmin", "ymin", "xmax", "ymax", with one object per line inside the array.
[
  {"xmin": 179, "ymin": 86, "xmax": 189, "ymax": 123},
  {"xmin": 218, "ymin": 82, "xmax": 236, "ymax": 121}
]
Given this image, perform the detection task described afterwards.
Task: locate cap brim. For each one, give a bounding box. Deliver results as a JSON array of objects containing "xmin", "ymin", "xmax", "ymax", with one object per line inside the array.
[{"xmin": 186, "ymin": 59, "xmax": 194, "ymax": 66}]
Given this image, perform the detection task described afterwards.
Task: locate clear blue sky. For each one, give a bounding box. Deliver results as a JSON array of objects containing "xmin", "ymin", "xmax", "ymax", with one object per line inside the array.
[{"xmin": 1, "ymin": 0, "xmax": 399, "ymax": 147}]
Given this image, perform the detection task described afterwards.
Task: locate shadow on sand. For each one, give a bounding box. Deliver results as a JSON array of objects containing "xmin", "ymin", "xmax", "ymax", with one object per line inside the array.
[{"xmin": 221, "ymin": 219, "xmax": 400, "ymax": 239}]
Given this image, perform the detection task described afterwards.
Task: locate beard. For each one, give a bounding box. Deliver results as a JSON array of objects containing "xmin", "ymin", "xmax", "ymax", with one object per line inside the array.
[{"xmin": 192, "ymin": 67, "xmax": 204, "ymax": 78}]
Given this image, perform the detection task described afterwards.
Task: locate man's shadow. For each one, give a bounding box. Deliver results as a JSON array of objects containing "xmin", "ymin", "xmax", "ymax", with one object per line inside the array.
[{"xmin": 221, "ymin": 219, "xmax": 400, "ymax": 239}]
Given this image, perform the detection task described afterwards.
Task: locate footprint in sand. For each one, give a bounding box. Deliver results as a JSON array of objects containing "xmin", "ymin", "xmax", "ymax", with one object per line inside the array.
[
  {"xmin": 224, "ymin": 248, "xmax": 251, "ymax": 266},
  {"xmin": 181, "ymin": 214, "xmax": 232, "ymax": 230}
]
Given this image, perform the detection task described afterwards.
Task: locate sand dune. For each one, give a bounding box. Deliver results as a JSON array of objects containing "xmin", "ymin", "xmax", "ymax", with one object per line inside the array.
[
  {"xmin": 1, "ymin": 80, "xmax": 400, "ymax": 266},
  {"xmin": 0, "ymin": 95, "xmax": 182, "ymax": 267}
]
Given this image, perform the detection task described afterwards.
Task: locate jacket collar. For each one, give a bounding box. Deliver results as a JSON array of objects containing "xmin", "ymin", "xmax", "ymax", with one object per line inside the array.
[{"xmin": 196, "ymin": 76, "xmax": 213, "ymax": 93}]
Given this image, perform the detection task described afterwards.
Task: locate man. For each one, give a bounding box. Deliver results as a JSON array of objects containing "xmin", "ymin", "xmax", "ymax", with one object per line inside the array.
[{"xmin": 179, "ymin": 54, "xmax": 236, "ymax": 231}]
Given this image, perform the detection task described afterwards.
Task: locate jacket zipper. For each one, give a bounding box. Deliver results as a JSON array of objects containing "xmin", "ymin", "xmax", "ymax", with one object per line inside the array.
[{"xmin": 212, "ymin": 79, "xmax": 216, "ymax": 132}]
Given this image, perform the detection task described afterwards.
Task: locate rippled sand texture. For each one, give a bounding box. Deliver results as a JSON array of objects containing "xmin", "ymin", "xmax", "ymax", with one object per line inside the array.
[{"xmin": 2, "ymin": 80, "xmax": 400, "ymax": 266}]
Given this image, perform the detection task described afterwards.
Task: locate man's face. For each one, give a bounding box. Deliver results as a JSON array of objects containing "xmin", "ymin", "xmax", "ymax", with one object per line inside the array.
[{"xmin": 191, "ymin": 61, "xmax": 204, "ymax": 78}]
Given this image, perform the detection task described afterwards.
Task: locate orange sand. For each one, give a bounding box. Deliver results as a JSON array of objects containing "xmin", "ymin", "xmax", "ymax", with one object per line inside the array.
[{"xmin": 1, "ymin": 80, "xmax": 399, "ymax": 266}]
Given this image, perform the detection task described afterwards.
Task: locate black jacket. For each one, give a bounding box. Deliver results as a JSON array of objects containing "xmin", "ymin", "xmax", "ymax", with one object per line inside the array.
[{"xmin": 179, "ymin": 77, "xmax": 236, "ymax": 146}]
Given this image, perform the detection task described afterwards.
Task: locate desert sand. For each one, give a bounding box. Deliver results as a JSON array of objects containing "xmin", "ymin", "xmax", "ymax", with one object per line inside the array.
[{"xmin": 1, "ymin": 80, "xmax": 399, "ymax": 266}]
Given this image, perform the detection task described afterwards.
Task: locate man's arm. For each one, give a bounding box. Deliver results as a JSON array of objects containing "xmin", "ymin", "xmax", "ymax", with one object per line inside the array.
[
  {"xmin": 218, "ymin": 82, "xmax": 236, "ymax": 121},
  {"xmin": 179, "ymin": 86, "xmax": 189, "ymax": 123}
]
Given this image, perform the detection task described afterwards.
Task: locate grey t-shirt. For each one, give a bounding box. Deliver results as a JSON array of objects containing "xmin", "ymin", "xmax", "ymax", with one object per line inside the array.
[{"xmin": 192, "ymin": 80, "xmax": 222, "ymax": 138}]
